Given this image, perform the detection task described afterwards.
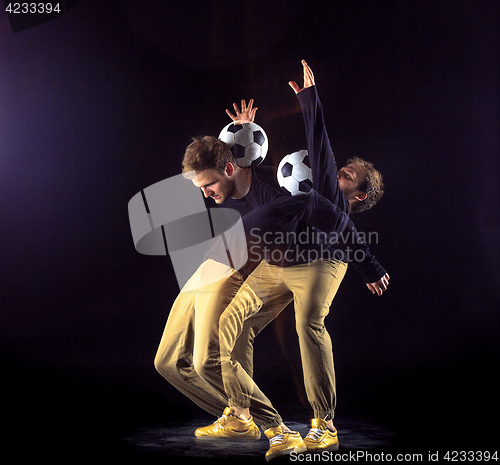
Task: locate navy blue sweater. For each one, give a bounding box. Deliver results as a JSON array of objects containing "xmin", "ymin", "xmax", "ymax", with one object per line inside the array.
[{"xmin": 207, "ymin": 87, "xmax": 386, "ymax": 283}]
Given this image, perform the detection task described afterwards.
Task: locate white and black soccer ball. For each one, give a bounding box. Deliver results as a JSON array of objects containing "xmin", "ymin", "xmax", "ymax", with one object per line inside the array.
[
  {"xmin": 218, "ymin": 122, "xmax": 268, "ymax": 168},
  {"xmin": 277, "ymin": 150, "xmax": 313, "ymax": 196}
]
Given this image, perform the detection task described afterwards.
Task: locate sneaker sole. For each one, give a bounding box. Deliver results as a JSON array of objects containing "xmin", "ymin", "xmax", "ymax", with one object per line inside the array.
[
  {"xmin": 304, "ymin": 442, "xmax": 340, "ymax": 452},
  {"xmin": 195, "ymin": 431, "xmax": 262, "ymax": 441},
  {"xmin": 265, "ymin": 444, "xmax": 307, "ymax": 462}
]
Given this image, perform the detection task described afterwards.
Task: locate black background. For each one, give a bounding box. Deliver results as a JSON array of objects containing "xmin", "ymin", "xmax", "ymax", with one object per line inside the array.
[{"xmin": 1, "ymin": 0, "xmax": 499, "ymax": 460}]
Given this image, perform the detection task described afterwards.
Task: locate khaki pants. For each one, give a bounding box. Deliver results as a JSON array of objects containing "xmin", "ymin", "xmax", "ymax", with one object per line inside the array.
[
  {"xmin": 154, "ymin": 259, "xmax": 284, "ymax": 429},
  {"xmin": 229, "ymin": 258, "xmax": 347, "ymax": 421},
  {"xmin": 155, "ymin": 257, "xmax": 347, "ymax": 429}
]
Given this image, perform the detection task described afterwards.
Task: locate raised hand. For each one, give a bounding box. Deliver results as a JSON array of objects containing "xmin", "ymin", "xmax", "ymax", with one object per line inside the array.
[
  {"xmin": 225, "ymin": 99, "xmax": 258, "ymax": 124},
  {"xmin": 289, "ymin": 59, "xmax": 315, "ymax": 94}
]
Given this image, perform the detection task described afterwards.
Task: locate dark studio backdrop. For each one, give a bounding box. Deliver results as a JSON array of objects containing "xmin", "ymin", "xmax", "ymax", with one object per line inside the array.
[{"xmin": 1, "ymin": 0, "xmax": 499, "ymax": 461}]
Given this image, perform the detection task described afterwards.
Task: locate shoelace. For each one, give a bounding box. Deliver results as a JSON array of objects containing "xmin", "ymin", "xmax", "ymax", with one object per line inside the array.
[
  {"xmin": 269, "ymin": 433, "xmax": 286, "ymax": 446},
  {"xmin": 305, "ymin": 427, "xmax": 323, "ymax": 441},
  {"xmin": 212, "ymin": 413, "xmax": 230, "ymax": 431}
]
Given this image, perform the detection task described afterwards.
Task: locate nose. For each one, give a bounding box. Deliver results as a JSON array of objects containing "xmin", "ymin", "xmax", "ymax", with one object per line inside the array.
[{"xmin": 201, "ymin": 187, "xmax": 213, "ymax": 198}]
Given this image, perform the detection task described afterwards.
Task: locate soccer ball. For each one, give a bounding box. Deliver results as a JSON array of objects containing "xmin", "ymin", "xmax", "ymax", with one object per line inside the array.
[
  {"xmin": 277, "ymin": 150, "xmax": 313, "ymax": 196},
  {"xmin": 218, "ymin": 122, "xmax": 268, "ymax": 168}
]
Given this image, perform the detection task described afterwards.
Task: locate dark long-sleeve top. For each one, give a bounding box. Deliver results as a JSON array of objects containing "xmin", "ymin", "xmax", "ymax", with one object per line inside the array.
[
  {"xmin": 207, "ymin": 87, "xmax": 386, "ymax": 283},
  {"xmin": 294, "ymin": 84, "xmax": 386, "ymax": 282},
  {"xmin": 296, "ymin": 86, "xmax": 349, "ymax": 212}
]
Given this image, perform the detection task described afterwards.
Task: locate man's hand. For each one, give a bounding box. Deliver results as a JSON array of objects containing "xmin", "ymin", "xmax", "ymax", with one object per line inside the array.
[
  {"xmin": 366, "ymin": 273, "xmax": 390, "ymax": 296},
  {"xmin": 289, "ymin": 59, "xmax": 315, "ymax": 94},
  {"xmin": 226, "ymin": 99, "xmax": 258, "ymax": 124}
]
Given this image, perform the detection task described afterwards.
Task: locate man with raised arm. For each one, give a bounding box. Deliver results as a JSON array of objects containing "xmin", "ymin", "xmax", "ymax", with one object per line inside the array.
[{"xmin": 154, "ymin": 61, "xmax": 389, "ymax": 461}]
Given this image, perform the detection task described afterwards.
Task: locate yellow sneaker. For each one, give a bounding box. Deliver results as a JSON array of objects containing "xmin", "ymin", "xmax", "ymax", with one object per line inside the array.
[
  {"xmin": 303, "ymin": 418, "xmax": 339, "ymax": 451},
  {"xmin": 194, "ymin": 407, "xmax": 261, "ymax": 441},
  {"xmin": 264, "ymin": 426, "xmax": 307, "ymax": 461}
]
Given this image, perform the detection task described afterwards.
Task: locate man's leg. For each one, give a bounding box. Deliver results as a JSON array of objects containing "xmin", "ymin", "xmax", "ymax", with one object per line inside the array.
[
  {"xmin": 221, "ymin": 261, "xmax": 309, "ymax": 460},
  {"xmin": 283, "ymin": 259, "xmax": 347, "ymax": 421},
  {"xmin": 194, "ymin": 260, "xmax": 290, "ymax": 431},
  {"xmin": 281, "ymin": 258, "xmax": 346, "ymax": 452},
  {"xmin": 233, "ymin": 259, "xmax": 347, "ymax": 424},
  {"xmin": 154, "ymin": 259, "xmax": 241, "ymax": 418},
  {"xmin": 232, "ymin": 262, "xmax": 292, "ymax": 380}
]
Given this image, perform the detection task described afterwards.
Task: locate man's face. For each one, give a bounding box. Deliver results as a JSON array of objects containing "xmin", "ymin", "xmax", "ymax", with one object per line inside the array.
[
  {"xmin": 337, "ymin": 162, "xmax": 367, "ymax": 201},
  {"xmin": 191, "ymin": 167, "xmax": 236, "ymax": 204}
]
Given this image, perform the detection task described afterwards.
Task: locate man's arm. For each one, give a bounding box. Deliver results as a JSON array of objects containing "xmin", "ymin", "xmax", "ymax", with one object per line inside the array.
[
  {"xmin": 293, "ymin": 86, "xmax": 390, "ymax": 294},
  {"xmin": 338, "ymin": 220, "xmax": 390, "ymax": 295},
  {"xmin": 289, "ymin": 60, "xmax": 347, "ymax": 211},
  {"xmin": 316, "ymin": 207, "xmax": 389, "ymax": 293}
]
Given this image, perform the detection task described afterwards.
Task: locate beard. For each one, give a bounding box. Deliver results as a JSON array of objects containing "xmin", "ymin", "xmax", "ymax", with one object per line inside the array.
[{"xmin": 214, "ymin": 180, "xmax": 237, "ymax": 204}]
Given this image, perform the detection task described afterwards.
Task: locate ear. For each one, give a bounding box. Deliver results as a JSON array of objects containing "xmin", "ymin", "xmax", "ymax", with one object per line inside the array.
[
  {"xmin": 354, "ymin": 191, "xmax": 368, "ymax": 202},
  {"xmin": 225, "ymin": 162, "xmax": 235, "ymax": 176}
]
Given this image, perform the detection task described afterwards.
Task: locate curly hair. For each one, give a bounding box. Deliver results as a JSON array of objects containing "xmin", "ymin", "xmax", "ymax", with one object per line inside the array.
[{"xmin": 346, "ymin": 157, "xmax": 384, "ymax": 213}]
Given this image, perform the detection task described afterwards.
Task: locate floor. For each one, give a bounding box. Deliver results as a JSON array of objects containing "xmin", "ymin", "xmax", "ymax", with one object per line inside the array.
[{"xmin": 121, "ymin": 412, "xmax": 396, "ymax": 463}]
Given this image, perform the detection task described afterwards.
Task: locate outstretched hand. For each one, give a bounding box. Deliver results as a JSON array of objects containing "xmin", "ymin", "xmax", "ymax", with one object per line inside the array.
[
  {"xmin": 289, "ymin": 59, "xmax": 315, "ymax": 94},
  {"xmin": 366, "ymin": 273, "xmax": 390, "ymax": 296},
  {"xmin": 226, "ymin": 99, "xmax": 258, "ymax": 124}
]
